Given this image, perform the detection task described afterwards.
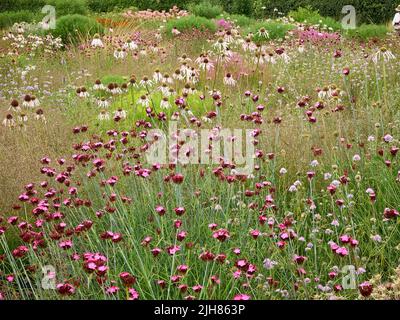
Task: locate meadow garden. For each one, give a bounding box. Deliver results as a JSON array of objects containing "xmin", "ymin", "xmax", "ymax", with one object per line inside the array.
[{"xmin": 0, "ymin": 0, "xmax": 399, "ymax": 300}]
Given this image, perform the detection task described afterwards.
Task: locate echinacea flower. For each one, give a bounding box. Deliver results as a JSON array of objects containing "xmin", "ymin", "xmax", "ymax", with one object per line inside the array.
[
  {"xmin": 22, "ymin": 94, "xmax": 35, "ymax": 108},
  {"xmin": 162, "ymin": 74, "xmax": 173, "ymax": 85},
  {"xmin": 199, "ymin": 57, "xmax": 214, "ymax": 71},
  {"xmin": 123, "ymin": 39, "xmax": 138, "ymax": 51},
  {"xmin": 2, "ymin": 114, "xmax": 15, "ymax": 127},
  {"xmin": 212, "ymin": 38, "xmax": 228, "ymax": 52},
  {"xmin": 153, "ymin": 69, "xmax": 163, "ymax": 82},
  {"xmin": 18, "ymin": 113, "xmax": 28, "ymax": 123},
  {"xmin": 223, "ymin": 73, "xmax": 236, "ymax": 86},
  {"xmin": 171, "ymin": 27, "xmax": 181, "ymax": 36},
  {"xmin": 257, "ymin": 27, "xmax": 269, "ymax": 39},
  {"xmin": 114, "ymin": 48, "xmax": 127, "ymax": 60},
  {"xmin": 107, "ymin": 83, "xmax": 122, "ymax": 95},
  {"xmin": 34, "ymin": 109, "xmax": 46, "ymax": 122},
  {"xmin": 372, "ymin": 47, "xmax": 395, "ymax": 64},
  {"xmin": 138, "ymin": 95, "xmax": 150, "ymax": 107},
  {"xmin": 91, "ymin": 34, "xmax": 104, "ymax": 48},
  {"xmin": 160, "ymin": 97, "xmax": 171, "ymax": 109},
  {"xmin": 139, "ymin": 76, "xmax": 153, "ymax": 87},
  {"xmin": 173, "ymin": 69, "xmax": 184, "ymax": 81},
  {"xmin": 93, "ymin": 79, "xmax": 105, "ymax": 91},
  {"xmin": 9, "ymin": 99, "xmax": 21, "ymax": 112},
  {"xmin": 114, "ymin": 109, "xmax": 127, "ymax": 120},
  {"xmin": 76, "ymin": 87, "xmax": 89, "ymax": 98}
]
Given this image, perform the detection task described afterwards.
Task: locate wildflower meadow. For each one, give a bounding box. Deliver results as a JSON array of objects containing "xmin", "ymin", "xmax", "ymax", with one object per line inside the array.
[{"xmin": 0, "ymin": 1, "xmax": 400, "ymax": 303}]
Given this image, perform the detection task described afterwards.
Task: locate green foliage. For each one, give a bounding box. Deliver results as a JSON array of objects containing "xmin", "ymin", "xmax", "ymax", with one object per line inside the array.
[
  {"xmin": 296, "ymin": 0, "xmax": 396, "ymax": 24},
  {"xmin": 0, "ymin": 0, "xmax": 136, "ymax": 14},
  {"xmin": 232, "ymin": 0, "xmax": 253, "ymax": 16},
  {"xmin": 289, "ymin": 6, "xmax": 320, "ymax": 23},
  {"xmin": 250, "ymin": 21, "xmax": 295, "ymax": 42},
  {"xmin": 214, "ymin": 0, "xmax": 398, "ymax": 24},
  {"xmin": 101, "ymin": 74, "xmax": 126, "ymax": 85},
  {"xmin": 345, "ymin": 24, "xmax": 389, "ymax": 40},
  {"xmin": 47, "ymin": 0, "xmax": 88, "ymax": 17},
  {"xmin": 188, "ymin": 1, "xmax": 223, "ymax": 19},
  {"xmin": 51, "ymin": 14, "xmax": 104, "ymax": 44},
  {"xmin": 225, "ymin": 14, "xmax": 255, "ymax": 27},
  {"xmin": 355, "ymin": 0, "xmax": 396, "ymax": 24},
  {"xmin": 87, "ymin": 0, "xmax": 136, "ymax": 12},
  {"xmin": 316, "ymin": 16, "xmax": 342, "ymax": 31},
  {"xmin": 0, "ymin": 0, "xmax": 88, "ymax": 29},
  {"xmin": 289, "ymin": 6, "xmax": 342, "ymax": 31},
  {"xmin": 251, "ymin": 0, "xmax": 267, "ymax": 19},
  {"xmin": 309, "ymin": 0, "xmax": 396, "ymax": 25},
  {"xmin": 0, "ymin": 10, "xmax": 39, "ymax": 29},
  {"xmin": 166, "ymin": 15, "xmax": 217, "ymax": 35},
  {"xmin": 0, "ymin": 0, "xmax": 45, "ymax": 12}
]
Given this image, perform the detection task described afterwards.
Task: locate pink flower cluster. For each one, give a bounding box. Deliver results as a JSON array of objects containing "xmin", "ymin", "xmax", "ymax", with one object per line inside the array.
[{"xmin": 123, "ymin": 6, "xmax": 188, "ymax": 21}]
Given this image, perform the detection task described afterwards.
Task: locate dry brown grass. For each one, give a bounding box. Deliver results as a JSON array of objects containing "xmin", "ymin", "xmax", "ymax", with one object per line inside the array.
[{"xmin": 0, "ymin": 110, "xmax": 72, "ymax": 213}]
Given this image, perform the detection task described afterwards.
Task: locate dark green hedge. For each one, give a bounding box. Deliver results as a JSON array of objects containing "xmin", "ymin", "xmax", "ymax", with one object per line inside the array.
[
  {"xmin": 226, "ymin": 0, "xmax": 397, "ymax": 24},
  {"xmin": 1, "ymin": 0, "xmax": 397, "ymax": 24},
  {"xmin": 0, "ymin": 0, "xmax": 45, "ymax": 12},
  {"xmin": 87, "ymin": 0, "xmax": 136, "ymax": 12},
  {"xmin": 87, "ymin": 0, "xmax": 189, "ymax": 12},
  {"xmin": 0, "ymin": 0, "xmax": 187, "ymax": 13},
  {"xmin": 212, "ymin": 0, "xmax": 397, "ymax": 24}
]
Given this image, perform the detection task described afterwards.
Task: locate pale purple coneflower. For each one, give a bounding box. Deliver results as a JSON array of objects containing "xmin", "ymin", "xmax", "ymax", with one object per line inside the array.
[{"xmin": 223, "ymin": 73, "xmax": 236, "ymax": 86}]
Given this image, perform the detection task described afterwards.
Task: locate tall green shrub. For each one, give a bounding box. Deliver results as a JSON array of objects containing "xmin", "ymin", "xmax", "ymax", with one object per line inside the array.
[
  {"xmin": 250, "ymin": 21, "xmax": 295, "ymax": 42},
  {"xmin": 47, "ymin": 0, "xmax": 88, "ymax": 17},
  {"xmin": 289, "ymin": 6, "xmax": 342, "ymax": 31},
  {"xmin": 226, "ymin": 14, "xmax": 254, "ymax": 27},
  {"xmin": 165, "ymin": 15, "xmax": 217, "ymax": 35},
  {"xmin": 188, "ymin": 2, "xmax": 223, "ymax": 19},
  {"xmin": 51, "ymin": 14, "xmax": 104, "ymax": 44},
  {"xmin": 0, "ymin": 10, "xmax": 38, "ymax": 29}
]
